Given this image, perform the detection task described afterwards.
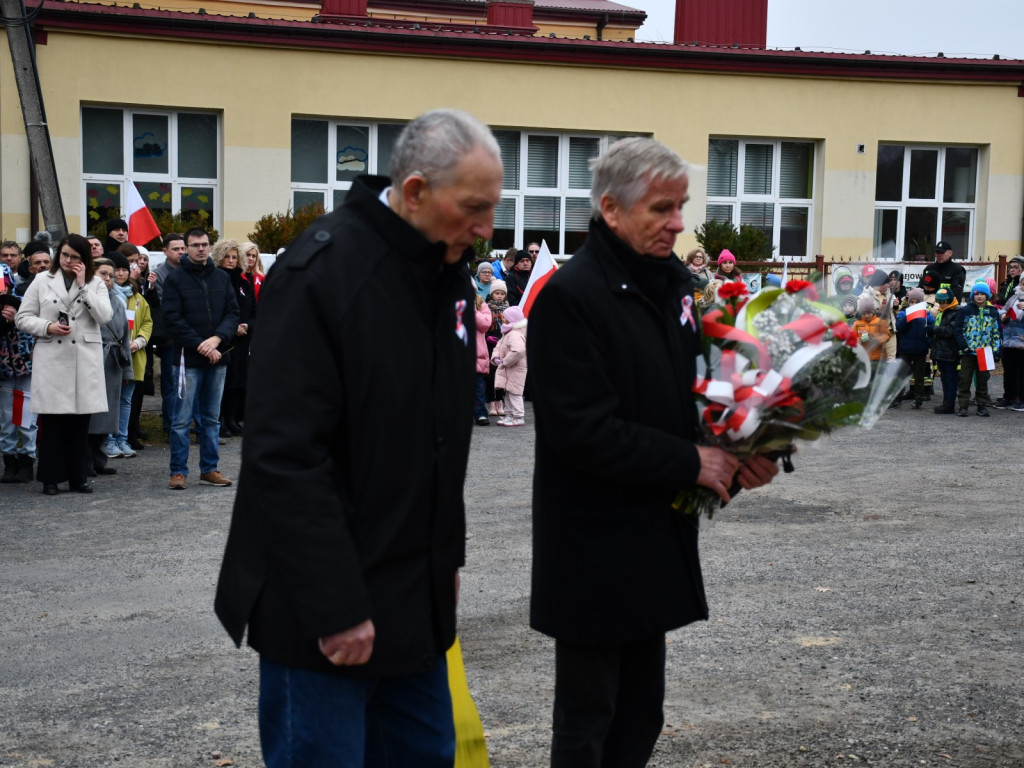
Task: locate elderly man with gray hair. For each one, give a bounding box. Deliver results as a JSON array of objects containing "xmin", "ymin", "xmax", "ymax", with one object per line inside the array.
[
  {"xmin": 215, "ymin": 108, "xmax": 503, "ymax": 767},
  {"xmin": 528, "ymin": 137, "xmax": 778, "ymax": 767}
]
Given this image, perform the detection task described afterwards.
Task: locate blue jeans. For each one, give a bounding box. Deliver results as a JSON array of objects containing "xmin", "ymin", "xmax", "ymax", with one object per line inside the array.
[
  {"xmin": 259, "ymin": 655, "xmax": 455, "ymax": 768},
  {"xmin": 474, "ymin": 373, "xmax": 488, "ymax": 419},
  {"xmin": 936, "ymin": 359, "xmax": 958, "ymax": 405},
  {"xmin": 0, "ymin": 374, "xmax": 37, "ymax": 456},
  {"xmin": 169, "ymin": 364, "xmax": 226, "ymax": 476},
  {"xmin": 158, "ymin": 343, "xmax": 176, "ymax": 432},
  {"xmin": 115, "ymin": 379, "xmax": 135, "ymax": 443}
]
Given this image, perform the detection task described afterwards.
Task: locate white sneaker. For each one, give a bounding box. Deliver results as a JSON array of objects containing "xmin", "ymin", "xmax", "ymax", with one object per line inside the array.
[
  {"xmin": 101, "ymin": 439, "xmax": 123, "ymax": 458},
  {"xmin": 116, "ymin": 439, "xmax": 137, "ymax": 458},
  {"xmin": 496, "ymin": 416, "xmax": 512, "ymax": 426},
  {"xmin": 509, "ymin": 417, "xmax": 525, "ymax": 427}
]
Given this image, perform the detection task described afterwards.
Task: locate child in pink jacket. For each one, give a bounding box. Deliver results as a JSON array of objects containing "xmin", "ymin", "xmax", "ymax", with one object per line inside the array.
[
  {"xmin": 474, "ymin": 296, "xmax": 492, "ymax": 426},
  {"xmin": 491, "ymin": 305, "xmax": 527, "ymax": 426}
]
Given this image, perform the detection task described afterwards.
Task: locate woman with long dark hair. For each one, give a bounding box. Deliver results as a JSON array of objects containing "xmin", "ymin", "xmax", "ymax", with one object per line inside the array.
[{"xmin": 15, "ymin": 234, "xmax": 112, "ymax": 494}]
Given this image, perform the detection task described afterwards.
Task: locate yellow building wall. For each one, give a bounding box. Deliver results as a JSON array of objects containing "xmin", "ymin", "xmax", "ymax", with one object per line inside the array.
[{"xmin": 4, "ymin": 29, "xmax": 1023, "ymax": 258}]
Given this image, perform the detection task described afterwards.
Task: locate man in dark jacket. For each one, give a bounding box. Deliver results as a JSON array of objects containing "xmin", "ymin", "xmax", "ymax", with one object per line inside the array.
[
  {"xmin": 528, "ymin": 137, "xmax": 778, "ymax": 768},
  {"xmin": 161, "ymin": 227, "xmax": 238, "ymax": 490},
  {"xmin": 919, "ymin": 240, "xmax": 967, "ymax": 300},
  {"xmin": 214, "ymin": 109, "xmax": 503, "ymax": 767}
]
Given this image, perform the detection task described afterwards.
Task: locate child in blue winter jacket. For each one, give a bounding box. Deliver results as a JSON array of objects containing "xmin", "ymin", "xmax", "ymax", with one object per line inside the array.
[
  {"xmin": 893, "ymin": 287, "xmax": 934, "ymax": 409},
  {"xmin": 953, "ymin": 282, "xmax": 1001, "ymax": 417}
]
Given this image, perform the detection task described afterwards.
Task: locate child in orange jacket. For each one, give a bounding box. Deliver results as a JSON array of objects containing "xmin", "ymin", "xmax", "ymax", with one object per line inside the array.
[{"xmin": 851, "ymin": 298, "xmax": 890, "ymax": 361}]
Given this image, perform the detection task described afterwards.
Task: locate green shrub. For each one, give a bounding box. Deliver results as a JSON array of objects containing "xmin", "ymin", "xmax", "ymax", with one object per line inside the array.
[
  {"xmin": 694, "ymin": 220, "xmax": 774, "ymax": 262},
  {"xmin": 246, "ymin": 203, "xmax": 325, "ymax": 254}
]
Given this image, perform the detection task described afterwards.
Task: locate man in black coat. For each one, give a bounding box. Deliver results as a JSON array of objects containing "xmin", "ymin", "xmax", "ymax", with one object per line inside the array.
[
  {"xmin": 528, "ymin": 137, "xmax": 778, "ymax": 768},
  {"xmin": 214, "ymin": 109, "xmax": 503, "ymax": 767},
  {"xmin": 919, "ymin": 240, "xmax": 967, "ymax": 300}
]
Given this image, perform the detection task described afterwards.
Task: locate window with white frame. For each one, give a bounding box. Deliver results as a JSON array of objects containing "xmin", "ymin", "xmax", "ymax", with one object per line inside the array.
[
  {"xmin": 706, "ymin": 138, "xmax": 816, "ymax": 259},
  {"xmin": 492, "ymin": 130, "xmax": 621, "ymax": 257},
  {"xmin": 82, "ymin": 106, "xmax": 219, "ymax": 237},
  {"xmin": 873, "ymin": 144, "xmax": 978, "ymax": 260},
  {"xmin": 291, "ymin": 119, "xmax": 625, "ymax": 257},
  {"xmin": 290, "ymin": 119, "xmax": 405, "ymax": 212}
]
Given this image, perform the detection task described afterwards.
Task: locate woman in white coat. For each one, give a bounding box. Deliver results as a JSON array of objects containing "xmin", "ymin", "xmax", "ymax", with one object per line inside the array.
[{"xmin": 15, "ymin": 233, "xmax": 113, "ymax": 494}]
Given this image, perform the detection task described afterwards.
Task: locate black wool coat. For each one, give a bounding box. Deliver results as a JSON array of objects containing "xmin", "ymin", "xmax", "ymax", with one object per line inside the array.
[
  {"xmin": 528, "ymin": 218, "xmax": 710, "ymax": 647},
  {"xmin": 214, "ymin": 176, "xmax": 476, "ymax": 677}
]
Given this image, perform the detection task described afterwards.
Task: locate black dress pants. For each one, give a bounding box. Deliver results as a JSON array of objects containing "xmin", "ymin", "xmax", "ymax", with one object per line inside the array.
[
  {"xmin": 36, "ymin": 413, "xmax": 90, "ymax": 487},
  {"xmin": 552, "ymin": 634, "xmax": 667, "ymax": 768}
]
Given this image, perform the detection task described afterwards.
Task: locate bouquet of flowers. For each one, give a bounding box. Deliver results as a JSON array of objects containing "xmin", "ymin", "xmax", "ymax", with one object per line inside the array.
[{"xmin": 675, "ymin": 279, "xmax": 908, "ymax": 518}]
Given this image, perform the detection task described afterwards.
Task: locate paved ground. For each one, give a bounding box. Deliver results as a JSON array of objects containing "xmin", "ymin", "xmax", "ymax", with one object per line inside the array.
[{"xmin": 1, "ymin": 382, "xmax": 1022, "ymax": 767}]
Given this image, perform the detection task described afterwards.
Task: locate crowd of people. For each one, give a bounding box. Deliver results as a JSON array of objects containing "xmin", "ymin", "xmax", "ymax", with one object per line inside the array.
[
  {"xmin": 685, "ymin": 243, "xmax": 1023, "ymax": 418},
  {"xmin": 0, "ymin": 224, "xmax": 263, "ymax": 493}
]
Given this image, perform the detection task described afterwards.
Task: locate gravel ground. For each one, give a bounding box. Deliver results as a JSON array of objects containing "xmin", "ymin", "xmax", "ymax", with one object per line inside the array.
[{"xmin": 1, "ymin": 383, "xmax": 1022, "ymax": 767}]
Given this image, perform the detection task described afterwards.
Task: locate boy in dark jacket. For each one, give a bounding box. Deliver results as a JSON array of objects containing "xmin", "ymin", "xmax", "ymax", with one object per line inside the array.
[
  {"xmin": 930, "ymin": 288, "xmax": 960, "ymax": 413},
  {"xmin": 893, "ymin": 287, "xmax": 934, "ymax": 409}
]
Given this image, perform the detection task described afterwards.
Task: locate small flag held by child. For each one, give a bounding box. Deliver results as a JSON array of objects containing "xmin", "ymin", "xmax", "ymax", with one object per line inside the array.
[{"xmin": 977, "ymin": 346, "xmax": 996, "ymax": 372}]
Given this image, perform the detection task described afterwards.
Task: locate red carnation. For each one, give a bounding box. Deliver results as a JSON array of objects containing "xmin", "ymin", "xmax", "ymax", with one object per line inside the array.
[
  {"xmin": 717, "ymin": 282, "xmax": 749, "ymax": 300},
  {"xmin": 785, "ymin": 280, "xmax": 819, "ymax": 300}
]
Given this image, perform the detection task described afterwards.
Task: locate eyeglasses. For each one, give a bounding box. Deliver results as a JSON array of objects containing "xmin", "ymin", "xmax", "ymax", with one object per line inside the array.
[{"xmin": 59, "ymin": 251, "xmax": 83, "ymax": 262}]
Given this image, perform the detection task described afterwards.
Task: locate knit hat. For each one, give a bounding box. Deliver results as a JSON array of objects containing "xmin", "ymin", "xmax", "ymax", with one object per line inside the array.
[
  {"xmin": 764, "ymin": 273, "xmax": 782, "ymax": 287},
  {"xmin": 22, "ymin": 240, "xmax": 50, "ymax": 259},
  {"xmin": 500, "ymin": 305, "xmax": 525, "ymax": 333},
  {"xmin": 888, "ymin": 270, "xmax": 903, "ymax": 282},
  {"xmin": 936, "ymin": 288, "xmax": 954, "ymax": 304},
  {"xmin": 106, "ymin": 218, "xmax": 128, "ymax": 234},
  {"xmin": 490, "ymin": 279, "xmax": 507, "ymax": 294},
  {"xmin": 868, "ymin": 270, "xmax": 890, "ymax": 287},
  {"xmin": 858, "ymin": 298, "xmax": 876, "ymax": 314},
  {"xmin": 717, "ymin": 249, "xmax": 736, "ymax": 263},
  {"xmin": 107, "ymin": 252, "xmax": 131, "ymax": 271},
  {"xmin": 907, "ymin": 288, "xmax": 925, "ymax": 303},
  {"xmin": 971, "ymin": 281, "xmax": 991, "ymax": 297},
  {"xmin": 476, "ymin": 262, "xmax": 493, "ymax": 277}
]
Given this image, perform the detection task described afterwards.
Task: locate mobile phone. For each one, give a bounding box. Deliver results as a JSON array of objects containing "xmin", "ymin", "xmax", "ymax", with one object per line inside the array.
[{"xmin": 57, "ymin": 311, "xmax": 70, "ymax": 326}]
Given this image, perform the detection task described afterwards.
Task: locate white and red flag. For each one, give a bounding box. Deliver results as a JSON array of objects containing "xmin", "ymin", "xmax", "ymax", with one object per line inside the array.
[
  {"xmin": 977, "ymin": 346, "xmax": 996, "ymax": 372},
  {"xmin": 518, "ymin": 240, "xmax": 558, "ymax": 317},
  {"xmin": 126, "ymin": 181, "xmax": 161, "ymax": 247},
  {"xmin": 11, "ymin": 389, "xmax": 30, "ymax": 427},
  {"xmin": 905, "ymin": 302, "xmax": 928, "ymax": 322}
]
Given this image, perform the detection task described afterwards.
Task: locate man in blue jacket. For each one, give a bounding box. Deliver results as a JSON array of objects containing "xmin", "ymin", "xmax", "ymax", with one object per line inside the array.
[{"xmin": 161, "ymin": 227, "xmax": 238, "ymax": 489}]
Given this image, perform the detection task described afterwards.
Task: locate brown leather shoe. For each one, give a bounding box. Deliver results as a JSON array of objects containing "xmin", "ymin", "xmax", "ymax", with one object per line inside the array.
[
  {"xmin": 199, "ymin": 470, "xmax": 232, "ymax": 487},
  {"xmin": 168, "ymin": 473, "xmax": 186, "ymax": 490}
]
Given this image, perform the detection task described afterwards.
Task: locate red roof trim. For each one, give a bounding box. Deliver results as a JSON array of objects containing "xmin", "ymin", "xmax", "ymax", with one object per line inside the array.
[{"xmin": 32, "ymin": 1, "xmax": 1024, "ymax": 84}]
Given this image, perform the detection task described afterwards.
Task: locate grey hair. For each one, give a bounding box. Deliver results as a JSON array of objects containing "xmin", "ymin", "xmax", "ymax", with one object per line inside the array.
[
  {"xmin": 389, "ymin": 108, "xmax": 500, "ymax": 189},
  {"xmin": 590, "ymin": 137, "xmax": 689, "ymax": 219}
]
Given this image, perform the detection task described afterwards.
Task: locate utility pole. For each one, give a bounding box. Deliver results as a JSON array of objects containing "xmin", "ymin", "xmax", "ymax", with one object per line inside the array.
[{"xmin": 2, "ymin": 0, "xmax": 66, "ymax": 239}]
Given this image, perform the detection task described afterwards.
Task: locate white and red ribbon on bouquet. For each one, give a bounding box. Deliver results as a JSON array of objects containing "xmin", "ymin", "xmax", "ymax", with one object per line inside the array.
[{"xmin": 693, "ymin": 306, "xmax": 872, "ymax": 441}]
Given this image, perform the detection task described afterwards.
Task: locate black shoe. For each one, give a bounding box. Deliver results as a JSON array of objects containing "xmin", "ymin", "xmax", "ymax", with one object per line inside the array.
[
  {"xmin": 977, "ymin": 406, "xmax": 990, "ymax": 417},
  {"xmin": 912, "ymin": 400, "xmax": 923, "ymax": 410},
  {"xmin": 957, "ymin": 408, "xmax": 969, "ymax": 417},
  {"xmin": 934, "ymin": 402, "xmax": 955, "ymax": 414},
  {"xmin": 43, "ymin": 483, "xmax": 59, "ymax": 496},
  {"xmin": 70, "ymin": 482, "xmax": 94, "ymax": 494},
  {"xmin": 476, "ymin": 416, "xmax": 490, "ymax": 426},
  {"xmin": 95, "ymin": 466, "xmax": 118, "ymax": 476},
  {"xmin": 993, "ymin": 398, "xmax": 1011, "ymax": 409}
]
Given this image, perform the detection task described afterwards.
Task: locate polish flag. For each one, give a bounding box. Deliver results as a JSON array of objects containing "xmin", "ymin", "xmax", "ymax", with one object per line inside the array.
[
  {"xmin": 125, "ymin": 308, "xmax": 136, "ymax": 332},
  {"xmin": 126, "ymin": 181, "xmax": 161, "ymax": 247},
  {"xmin": 11, "ymin": 389, "xmax": 30, "ymax": 427},
  {"xmin": 977, "ymin": 346, "xmax": 996, "ymax": 372},
  {"xmin": 518, "ymin": 240, "xmax": 558, "ymax": 317},
  {"xmin": 905, "ymin": 302, "xmax": 928, "ymax": 322}
]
